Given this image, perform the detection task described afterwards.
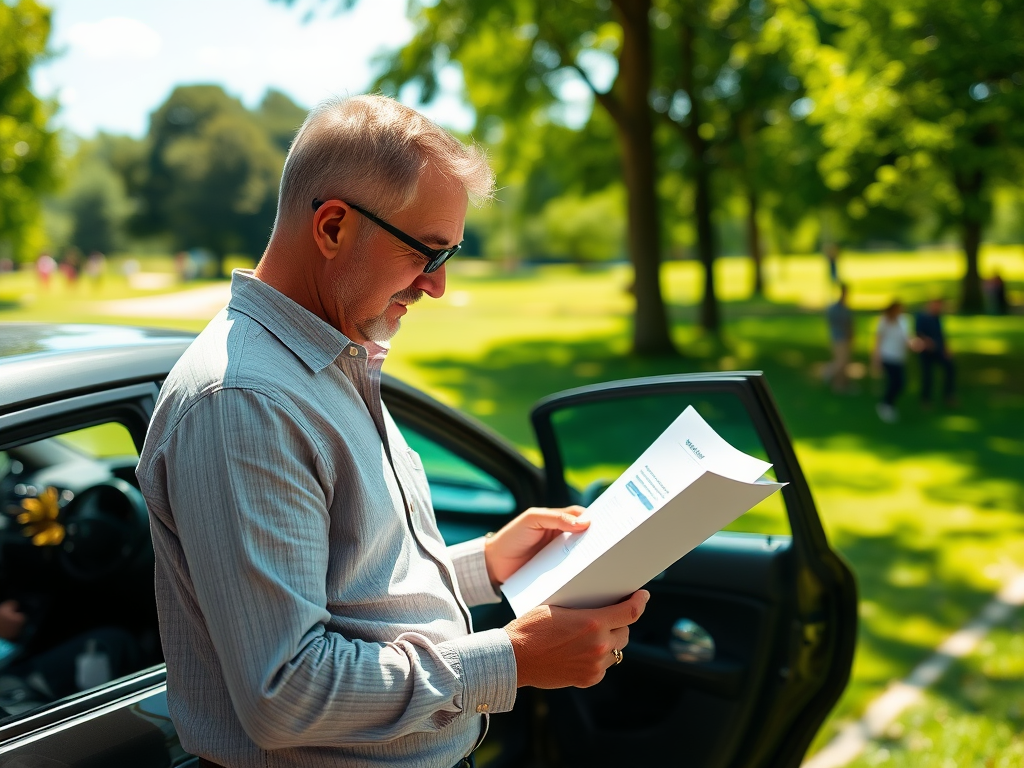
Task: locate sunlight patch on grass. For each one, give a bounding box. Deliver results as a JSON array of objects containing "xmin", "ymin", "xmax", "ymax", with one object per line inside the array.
[{"xmin": 845, "ymin": 610, "xmax": 1024, "ymax": 768}]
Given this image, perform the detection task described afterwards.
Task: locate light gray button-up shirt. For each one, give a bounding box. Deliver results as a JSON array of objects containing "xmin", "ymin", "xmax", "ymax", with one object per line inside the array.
[{"xmin": 137, "ymin": 271, "xmax": 517, "ymax": 768}]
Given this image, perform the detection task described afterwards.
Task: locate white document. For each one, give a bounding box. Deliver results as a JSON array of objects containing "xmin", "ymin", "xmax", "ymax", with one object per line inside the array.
[{"xmin": 501, "ymin": 405, "xmax": 786, "ymax": 617}]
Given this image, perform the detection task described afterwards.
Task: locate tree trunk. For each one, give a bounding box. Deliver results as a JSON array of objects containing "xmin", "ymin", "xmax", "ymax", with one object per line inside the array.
[
  {"xmin": 608, "ymin": 0, "xmax": 676, "ymax": 356},
  {"xmin": 954, "ymin": 170, "xmax": 985, "ymax": 313},
  {"xmin": 680, "ymin": 16, "xmax": 719, "ymax": 333},
  {"xmin": 961, "ymin": 216, "xmax": 983, "ymax": 313},
  {"xmin": 746, "ymin": 186, "xmax": 764, "ymax": 297}
]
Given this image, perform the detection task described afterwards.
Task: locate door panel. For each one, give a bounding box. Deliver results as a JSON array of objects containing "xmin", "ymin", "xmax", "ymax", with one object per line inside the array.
[
  {"xmin": 0, "ymin": 676, "xmax": 190, "ymax": 767},
  {"xmin": 531, "ymin": 373, "xmax": 857, "ymax": 768}
]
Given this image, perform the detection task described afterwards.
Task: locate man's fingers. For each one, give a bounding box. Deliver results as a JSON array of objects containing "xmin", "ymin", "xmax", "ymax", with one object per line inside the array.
[
  {"xmin": 607, "ymin": 626, "xmax": 630, "ymax": 665},
  {"xmin": 596, "ymin": 590, "xmax": 650, "ymax": 628},
  {"xmin": 524, "ymin": 506, "xmax": 590, "ymax": 532}
]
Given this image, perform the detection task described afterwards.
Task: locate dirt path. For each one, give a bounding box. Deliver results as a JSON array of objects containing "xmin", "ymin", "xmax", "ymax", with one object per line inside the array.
[
  {"xmin": 803, "ymin": 571, "xmax": 1024, "ymax": 767},
  {"xmin": 95, "ymin": 282, "xmax": 232, "ymax": 319}
]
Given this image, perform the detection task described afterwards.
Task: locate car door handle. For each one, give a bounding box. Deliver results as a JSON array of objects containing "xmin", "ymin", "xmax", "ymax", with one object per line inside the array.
[{"xmin": 625, "ymin": 641, "xmax": 745, "ymax": 698}]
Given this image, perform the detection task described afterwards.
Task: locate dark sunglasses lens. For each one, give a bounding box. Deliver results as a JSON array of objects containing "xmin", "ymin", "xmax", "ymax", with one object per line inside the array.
[{"xmin": 423, "ymin": 244, "xmax": 461, "ymax": 273}]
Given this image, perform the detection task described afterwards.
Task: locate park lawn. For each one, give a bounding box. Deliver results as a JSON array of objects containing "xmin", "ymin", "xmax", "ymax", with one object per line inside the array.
[
  {"xmin": 845, "ymin": 605, "xmax": 1024, "ymax": 767},
  {"xmin": 1, "ymin": 246, "xmax": 1023, "ymax": 755}
]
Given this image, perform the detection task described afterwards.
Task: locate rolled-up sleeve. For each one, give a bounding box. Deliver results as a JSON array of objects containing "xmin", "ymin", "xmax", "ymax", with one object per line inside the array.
[{"xmin": 160, "ymin": 388, "xmax": 516, "ymax": 749}]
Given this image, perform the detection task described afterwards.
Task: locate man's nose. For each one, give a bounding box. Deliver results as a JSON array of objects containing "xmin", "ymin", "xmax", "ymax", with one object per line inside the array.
[{"xmin": 414, "ymin": 264, "xmax": 446, "ymax": 298}]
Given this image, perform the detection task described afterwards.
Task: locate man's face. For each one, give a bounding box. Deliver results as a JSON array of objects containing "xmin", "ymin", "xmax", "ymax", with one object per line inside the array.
[{"xmin": 334, "ymin": 164, "xmax": 467, "ymax": 345}]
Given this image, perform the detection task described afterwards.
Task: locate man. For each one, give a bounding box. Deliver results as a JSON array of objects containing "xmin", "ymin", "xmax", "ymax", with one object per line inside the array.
[
  {"xmin": 915, "ymin": 297, "xmax": 956, "ymax": 407},
  {"xmin": 137, "ymin": 95, "xmax": 647, "ymax": 768},
  {"xmin": 822, "ymin": 283, "xmax": 854, "ymax": 393}
]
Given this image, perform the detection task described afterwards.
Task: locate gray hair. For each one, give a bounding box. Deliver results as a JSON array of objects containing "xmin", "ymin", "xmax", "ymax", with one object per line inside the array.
[{"xmin": 275, "ymin": 94, "xmax": 494, "ymax": 234}]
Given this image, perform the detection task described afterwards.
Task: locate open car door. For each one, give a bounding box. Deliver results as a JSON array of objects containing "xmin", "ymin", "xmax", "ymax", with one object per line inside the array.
[
  {"xmin": 382, "ymin": 371, "xmax": 857, "ymax": 768},
  {"xmin": 529, "ymin": 372, "xmax": 857, "ymax": 768}
]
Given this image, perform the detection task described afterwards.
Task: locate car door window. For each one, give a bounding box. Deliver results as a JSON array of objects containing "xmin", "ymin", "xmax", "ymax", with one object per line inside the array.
[
  {"xmin": 0, "ymin": 421, "xmax": 158, "ymax": 721},
  {"xmin": 543, "ymin": 390, "xmax": 789, "ymax": 535},
  {"xmin": 402, "ymin": 424, "xmax": 516, "ymax": 515}
]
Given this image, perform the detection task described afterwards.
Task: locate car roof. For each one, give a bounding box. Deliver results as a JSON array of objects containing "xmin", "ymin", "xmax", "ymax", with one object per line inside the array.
[{"xmin": 0, "ymin": 323, "xmax": 196, "ymax": 412}]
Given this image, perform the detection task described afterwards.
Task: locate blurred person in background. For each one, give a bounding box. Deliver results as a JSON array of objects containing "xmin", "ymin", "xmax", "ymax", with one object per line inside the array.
[
  {"xmin": 872, "ymin": 300, "xmax": 920, "ymax": 423},
  {"xmin": 984, "ymin": 271, "xmax": 1008, "ymax": 315},
  {"xmin": 85, "ymin": 251, "xmax": 106, "ymax": 290},
  {"xmin": 822, "ymin": 282, "xmax": 855, "ymax": 393},
  {"xmin": 35, "ymin": 253, "xmax": 55, "ymax": 290},
  {"xmin": 60, "ymin": 248, "xmax": 81, "ymax": 288},
  {"xmin": 915, "ymin": 297, "xmax": 957, "ymax": 408}
]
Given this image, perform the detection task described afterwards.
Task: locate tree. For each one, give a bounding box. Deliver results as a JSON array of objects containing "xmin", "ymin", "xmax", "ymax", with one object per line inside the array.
[
  {"xmin": 794, "ymin": 0, "xmax": 1024, "ymax": 311},
  {"xmin": 255, "ymin": 88, "xmax": 308, "ymax": 154},
  {"xmin": 42, "ymin": 134, "xmax": 143, "ymax": 256},
  {"xmin": 652, "ymin": 0, "xmax": 829, "ymax": 311},
  {"xmin": 372, "ymin": 0, "xmax": 678, "ymax": 356},
  {"xmin": 135, "ymin": 85, "xmax": 284, "ymax": 269},
  {"xmin": 66, "ymin": 154, "xmax": 133, "ymax": 255},
  {"xmin": 0, "ymin": 0, "xmax": 59, "ymax": 262},
  {"xmin": 531, "ymin": 183, "xmax": 626, "ymax": 263}
]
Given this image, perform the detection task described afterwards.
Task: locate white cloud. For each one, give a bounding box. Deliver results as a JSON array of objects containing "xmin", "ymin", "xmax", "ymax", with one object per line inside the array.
[
  {"xmin": 65, "ymin": 17, "xmax": 162, "ymax": 61},
  {"xmin": 196, "ymin": 45, "xmax": 255, "ymax": 70}
]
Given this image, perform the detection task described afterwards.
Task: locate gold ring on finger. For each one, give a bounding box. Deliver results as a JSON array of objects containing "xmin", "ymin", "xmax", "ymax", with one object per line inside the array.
[{"xmin": 612, "ymin": 648, "xmax": 623, "ymax": 665}]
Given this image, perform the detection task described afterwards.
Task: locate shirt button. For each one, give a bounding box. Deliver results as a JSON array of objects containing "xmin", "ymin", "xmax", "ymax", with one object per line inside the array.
[
  {"xmin": 347, "ymin": 347, "xmax": 359, "ymax": 357},
  {"xmin": 476, "ymin": 703, "xmax": 489, "ymax": 713}
]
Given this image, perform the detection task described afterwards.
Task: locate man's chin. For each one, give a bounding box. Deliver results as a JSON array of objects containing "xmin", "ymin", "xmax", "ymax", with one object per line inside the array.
[{"xmin": 356, "ymin": 316, "xmax": 401, "ymax": 344}]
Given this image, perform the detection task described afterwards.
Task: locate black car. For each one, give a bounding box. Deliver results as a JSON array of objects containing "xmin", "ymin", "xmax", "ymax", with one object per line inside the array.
[{"xmin": 0, "ymin": 323, "xmax": 857, "ymax": 767}]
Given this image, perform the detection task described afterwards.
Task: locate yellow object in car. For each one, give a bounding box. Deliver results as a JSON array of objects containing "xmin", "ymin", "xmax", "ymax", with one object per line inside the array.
[{"xmin": 18, "ymin": 487, "xmax": 65, "ymax": 547}]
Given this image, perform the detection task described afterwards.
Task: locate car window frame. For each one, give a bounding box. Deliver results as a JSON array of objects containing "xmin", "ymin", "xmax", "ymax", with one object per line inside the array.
[{"xmin": 0, "ymin": 382, "xmax": 164, "ymax": 740}]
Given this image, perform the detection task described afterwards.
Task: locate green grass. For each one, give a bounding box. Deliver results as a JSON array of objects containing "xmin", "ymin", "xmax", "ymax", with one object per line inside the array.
[
  {"xmin": 2, "ymin": 246, "xmax": 1023, "ymax": 756},
  {"xmin": 847, "ymin": 606, "xmax": 1024, "ymax": 767}
]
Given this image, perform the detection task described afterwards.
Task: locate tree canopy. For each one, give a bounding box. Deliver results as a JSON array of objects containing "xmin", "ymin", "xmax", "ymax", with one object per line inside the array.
[
  {"xmin": 791, "ymin": 0, "xmax": 1024, "ymax": 309},
  {"xmin": 0, "ymin": 0, "xmax": 59, "ymax": 262},
  {"xmin": 133, "ymin": 85, "xmax": 296, "ymax": 266}
]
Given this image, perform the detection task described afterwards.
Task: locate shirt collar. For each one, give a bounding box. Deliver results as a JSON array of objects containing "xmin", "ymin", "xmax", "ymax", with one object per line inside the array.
[{"xmin": 227, "ymin": 269, "xmax": 386, "ymax": 373}]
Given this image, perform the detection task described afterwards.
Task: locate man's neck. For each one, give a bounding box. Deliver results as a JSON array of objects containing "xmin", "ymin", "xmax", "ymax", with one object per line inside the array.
[{"xmin": 255, "ymin": 236, "xmax": 341, "ymax": 333}]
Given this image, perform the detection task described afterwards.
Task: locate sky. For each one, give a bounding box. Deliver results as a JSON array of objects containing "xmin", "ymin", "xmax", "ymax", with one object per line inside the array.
[{"xmin": 31, "ymin": 0, "xmax": 475, "ymax": 138}]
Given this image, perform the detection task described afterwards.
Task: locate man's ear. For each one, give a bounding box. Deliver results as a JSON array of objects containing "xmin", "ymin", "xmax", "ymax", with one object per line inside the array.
[{"xmin": 312, "ymin": 200, "xmax": 356, "ymax": 261}]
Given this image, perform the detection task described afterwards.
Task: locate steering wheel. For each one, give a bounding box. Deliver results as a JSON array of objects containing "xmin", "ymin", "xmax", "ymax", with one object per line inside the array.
[{"xmin": 58, "ymin": 479, "xmax": 150, "ymax": 581}]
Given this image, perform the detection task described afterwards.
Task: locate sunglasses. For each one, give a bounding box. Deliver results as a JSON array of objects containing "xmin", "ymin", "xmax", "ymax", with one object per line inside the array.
[{"xmin": 312, "ymin": 199, "xmax": 462, "ymax": 273}]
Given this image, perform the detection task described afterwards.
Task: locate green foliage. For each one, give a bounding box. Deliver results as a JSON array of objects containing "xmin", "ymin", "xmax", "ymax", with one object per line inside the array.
[
  {"xmin": 47, "ymin": 134, "xmax": 140, "ymax": 255},
  {"xmin": 654, "ymin": 2, "xmax": 823, "ymax": 215},
  {"xmin": 135, "ymin": 85, "xmax": 286, "ymax": 262},
  {"xmin": 789, "ymin": 0, "xmax": 1024, "ymax": 306},
  {"xmin": 529, "ymin": 183, "xmax": 626, "ymax": 262},
  {"xmin": 66, "ymin": 157, "xmax": 133, "ymax": 254},
  {"xmin": 0, "ymin": 0, "xmax": 59, "ymax": 262},
  {"xmin": 254, "ymin": 88, "xmax": 307, "ymax": 154},
  {"xmin": 373, "ymin": 0, "xmax": 680, "ymax": 354}
]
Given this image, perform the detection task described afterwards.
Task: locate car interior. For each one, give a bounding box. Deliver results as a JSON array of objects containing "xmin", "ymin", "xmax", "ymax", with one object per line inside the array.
[{"xmin": 0, "ymin": 422, "xmax": 161, "ymax": 719}]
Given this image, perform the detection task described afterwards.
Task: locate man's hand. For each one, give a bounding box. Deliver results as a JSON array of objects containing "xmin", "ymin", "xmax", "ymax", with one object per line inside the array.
[
  {"xmin": 484, "ymin": 506, "xmax": 589, "ymax": 586},
  {"xmin": 505, "ymin": 590, "xmax": 649, "ymax": 689},
  {"xmin": 0, "ymin": 600, "xmax": 26, "ymax": 641}
]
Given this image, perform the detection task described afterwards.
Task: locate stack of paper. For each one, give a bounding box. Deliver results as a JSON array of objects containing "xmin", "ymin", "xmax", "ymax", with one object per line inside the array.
[{"xmin": 501, "ymin": 406, "xmax": 786, "ymax": 617}]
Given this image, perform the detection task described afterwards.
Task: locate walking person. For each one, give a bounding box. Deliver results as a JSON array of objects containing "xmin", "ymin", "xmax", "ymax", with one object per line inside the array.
[
  {"xmin": 872, "ymin": 300, "xmax": 917, "ymax": 423},
  {"xmin": 823, "ymin": 283, "xmax": 854, "ymax": 393},
  {"xmin": 915, "ymin": 297, "xmax": 956, "ymax": 408}
]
